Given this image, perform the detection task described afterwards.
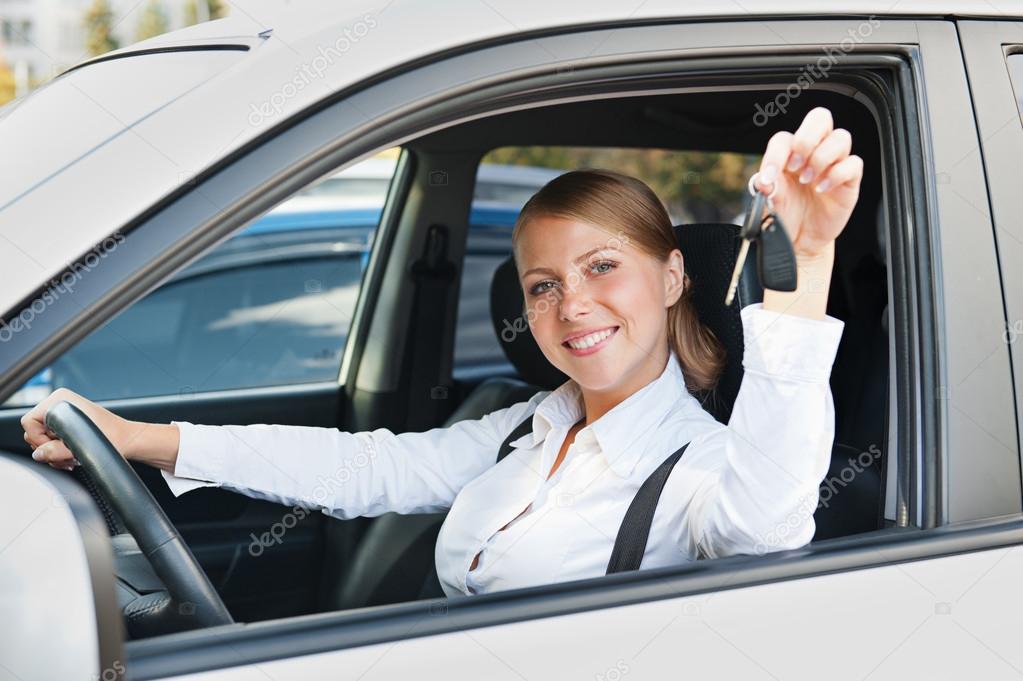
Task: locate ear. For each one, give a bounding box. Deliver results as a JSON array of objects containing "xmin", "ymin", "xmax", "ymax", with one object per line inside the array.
[{"xmin": 664, "ymin": 248, "xmax": 685, "ymax": 308}]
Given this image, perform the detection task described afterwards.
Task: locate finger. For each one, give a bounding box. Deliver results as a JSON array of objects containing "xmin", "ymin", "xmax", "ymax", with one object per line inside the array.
[
  {"xmin": 31, "ymin": 440, "xmax": 74, "ymax": 466},
  {"xmin": 20, "ymin": 389, "xmax": 65, "ymax": 443},
  {"xmin": 23, "ymin": 424, "xmax": 57, "ymax": 449},
  {"xmin": 755, "ymin": 130, "xmax": 794, "ymax": 196},
  {"xmin": 21, "ymin": 405, "xmax": 50, "ymax": 445},
  {"xmin": 800, "ymin": 128, "xmax": 852, "ymax": 187},
  {"xmin": 814, "ymin": 154, "xmax": 864, "ymax": 196},
  {"xmin": 786, "ymin": 107, "xmax": 834, "ymax": 175}
]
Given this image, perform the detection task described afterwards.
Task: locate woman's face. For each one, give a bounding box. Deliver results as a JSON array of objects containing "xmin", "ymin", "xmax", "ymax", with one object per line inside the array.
[{"xmin": 515, "ymin": 215, "xmax": 685, "ymax": 398}]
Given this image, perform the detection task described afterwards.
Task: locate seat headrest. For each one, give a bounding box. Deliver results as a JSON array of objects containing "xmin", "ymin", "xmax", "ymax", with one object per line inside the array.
[{"xmin": 489, "ymin": 223, "xmax": 761, "ymax": 424}]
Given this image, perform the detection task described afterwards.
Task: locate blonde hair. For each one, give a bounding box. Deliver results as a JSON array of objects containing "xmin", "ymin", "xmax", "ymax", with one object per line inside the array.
[{"xmin": 511, "ymin": 168, "xmax": 725, "ymax": 393}]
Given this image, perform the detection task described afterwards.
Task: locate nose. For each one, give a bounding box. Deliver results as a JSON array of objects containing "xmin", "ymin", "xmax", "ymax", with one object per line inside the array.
[{"xmin": 557, "ymin": 278, "xmax": 592, "ymax": 322}]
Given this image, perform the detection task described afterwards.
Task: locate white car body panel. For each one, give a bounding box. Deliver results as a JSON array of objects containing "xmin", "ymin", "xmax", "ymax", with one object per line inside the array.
[{"xmin": 165, "ymin": 544, "xmax": 1023, "ymax": 680}]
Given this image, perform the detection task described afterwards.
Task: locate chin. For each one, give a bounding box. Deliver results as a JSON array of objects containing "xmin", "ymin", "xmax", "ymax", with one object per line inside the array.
[{"xmin": 554, "ymin": 355, "xmax": 626, "ymax": 392}]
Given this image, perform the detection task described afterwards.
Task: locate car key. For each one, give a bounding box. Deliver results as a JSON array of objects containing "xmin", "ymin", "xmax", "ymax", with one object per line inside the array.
[
  {"xmin": 724, "ymin": 182, "xmax": 798, "ymax": 305},
  {"xmin": 756, "ymin": 203, "xmax": 798, "ymax": 293},
  {"xmin": 723, "ymin": 188, "xmax": 767, "ymax": 306}
]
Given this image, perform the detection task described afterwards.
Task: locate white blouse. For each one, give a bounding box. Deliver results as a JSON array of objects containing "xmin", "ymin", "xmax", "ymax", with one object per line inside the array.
[{"xmin": 161, "ymin": 303, "xmax": 844, "ymax": 598}]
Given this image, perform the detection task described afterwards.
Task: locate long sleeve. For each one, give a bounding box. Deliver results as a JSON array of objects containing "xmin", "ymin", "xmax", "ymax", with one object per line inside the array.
[
  {"xmin": 684, "ymin": 303, "xmax": 845, "ymax": 560},
  {"xmin": 159, "ymin": 391, "xmax": 545, "ymax": 519}
]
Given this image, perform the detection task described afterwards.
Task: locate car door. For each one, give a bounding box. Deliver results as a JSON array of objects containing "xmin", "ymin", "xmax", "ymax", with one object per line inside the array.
[
  {"xmin": 957, "ymin": 20, "xmax": 1023, "ymax": 470},
  {"xmin": 3, "ymin": 10, "xmax": 1021, "ymax": 681},
  {"xmin": 107, "ymin": 13, "xmax": 1023, "ymax": 681}
]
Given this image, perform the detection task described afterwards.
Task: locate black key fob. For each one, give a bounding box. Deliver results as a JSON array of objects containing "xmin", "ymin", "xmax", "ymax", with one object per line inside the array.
[{"xmin": 757, "ymin": 211, "xmax": 798, "ymax": 292}]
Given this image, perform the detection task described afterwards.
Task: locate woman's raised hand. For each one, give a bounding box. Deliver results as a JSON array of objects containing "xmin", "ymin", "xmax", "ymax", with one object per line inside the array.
[{"xmin": 754, "ymin": 106, "xmax": 863, "ymax": 259}]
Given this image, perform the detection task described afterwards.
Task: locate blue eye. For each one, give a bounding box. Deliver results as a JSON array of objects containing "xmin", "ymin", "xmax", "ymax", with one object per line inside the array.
[
  {"xmin": 529, "ymin": 280, "xmax": 557, "ymax": 296},
  {"xmin": 526, "ymin": 260, "xmax": 617, "ymax": 296}
]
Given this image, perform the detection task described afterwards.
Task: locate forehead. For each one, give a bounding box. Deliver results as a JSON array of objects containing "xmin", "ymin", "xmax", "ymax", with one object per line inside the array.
[{"xmin": 514, "ymin": 215, "xmax": 630, "ymax": 265}]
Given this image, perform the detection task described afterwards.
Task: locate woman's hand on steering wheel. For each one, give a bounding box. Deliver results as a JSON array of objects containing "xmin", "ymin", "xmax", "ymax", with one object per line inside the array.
[{"xmin": 22, "ymin": 388, "xmax": 130, "ymax": 470}]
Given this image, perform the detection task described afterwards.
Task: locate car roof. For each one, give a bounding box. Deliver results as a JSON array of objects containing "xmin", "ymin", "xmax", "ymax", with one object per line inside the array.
[{"xmin": 0, "ymin": 0, "xmax": 1011, "ymax": 315}]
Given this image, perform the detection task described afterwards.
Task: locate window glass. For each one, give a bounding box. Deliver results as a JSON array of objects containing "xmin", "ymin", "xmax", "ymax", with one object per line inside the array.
[
  {"xmin": 2, "ymin": 148, "xmax": 401, "ymax": 405},
  {"xmin": 453, "ymin": 147, "xmax": 760, "ymax": 376}
]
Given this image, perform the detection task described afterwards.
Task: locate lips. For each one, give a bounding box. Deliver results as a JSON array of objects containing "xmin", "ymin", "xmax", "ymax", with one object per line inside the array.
[{"xmin": 562, "ymin": 326, "xmax": 619, "ymax": 355}]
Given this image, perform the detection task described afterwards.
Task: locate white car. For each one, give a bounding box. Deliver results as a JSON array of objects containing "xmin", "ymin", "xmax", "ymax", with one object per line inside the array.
[{"xmin": 2, "ymin": 3, "xmax": 1023, "ymax": 680}]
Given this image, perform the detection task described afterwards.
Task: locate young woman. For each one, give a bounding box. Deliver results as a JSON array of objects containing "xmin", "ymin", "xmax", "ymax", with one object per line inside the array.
[{"xmin": 23, "ymin": 106, "xmax": 861, "ymax": 598}]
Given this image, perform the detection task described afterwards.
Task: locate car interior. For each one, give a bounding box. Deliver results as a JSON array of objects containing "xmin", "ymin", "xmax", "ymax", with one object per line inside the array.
[
  {"xmin": 323, "ymin": 88, "xmax": 889, "ymax": 613},
  {"xmin": 0, "ymin": 85, "xmax": 890, "ymax": 638}
]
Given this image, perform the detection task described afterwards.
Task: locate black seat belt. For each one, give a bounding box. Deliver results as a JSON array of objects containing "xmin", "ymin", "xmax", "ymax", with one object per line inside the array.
[
  {"xmin": 496, "ymin": 414, "xmax": 691, "ymax": 573},
  {"xmin": 405, "ymin": 223, "xmax": 457, "ymax": 431}
]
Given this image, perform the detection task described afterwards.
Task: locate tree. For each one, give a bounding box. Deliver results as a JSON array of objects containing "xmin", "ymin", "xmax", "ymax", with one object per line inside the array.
[
  {"xmin": 0, "ymin": 59, "xmax": 15, "ymax": 105},
  {"xmin": 83, "ymin": 0, "xmax": 119, "ymax": 57},
  {"xmin": 135, "ymin": 0, "xmax": 168, "ymax": 41},
  {"xmin": 183, "ymin": 0, "xmax": 228, "ymax": 26},
  {"xmin": 484, "ymin": 146, "xmax": 758, "ymax": 223}
]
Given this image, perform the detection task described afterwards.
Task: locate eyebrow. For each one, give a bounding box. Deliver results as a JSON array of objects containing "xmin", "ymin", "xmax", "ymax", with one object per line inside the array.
[{"xmin": 520, "ymin": 246, "xmax": 622, "ymax": 280}]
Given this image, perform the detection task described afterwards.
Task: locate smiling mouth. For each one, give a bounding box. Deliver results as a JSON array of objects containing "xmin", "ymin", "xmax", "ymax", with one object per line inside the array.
[{"xmin": 562, "ymin": 326, "xmax": 619, "ymax": 353}]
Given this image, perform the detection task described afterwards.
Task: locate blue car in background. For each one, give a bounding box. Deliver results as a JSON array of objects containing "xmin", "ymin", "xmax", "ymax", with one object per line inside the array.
[
  {"xmin": 3, "ymin": 156, "xmax": 561, "ymax": 406},
  {"xmin": 4, "ymin": 199, "xmax": 522, "ymax": 405}
]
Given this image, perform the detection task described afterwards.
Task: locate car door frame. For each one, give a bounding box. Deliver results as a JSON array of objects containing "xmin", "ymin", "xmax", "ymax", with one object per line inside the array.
[
  {"xmin": 957, "ymin": 19, "xmax": 1023, "ymax": 505},
  {"xmin": 1, "ymin": 14, "xmax": 1016, "ymax": 680}
]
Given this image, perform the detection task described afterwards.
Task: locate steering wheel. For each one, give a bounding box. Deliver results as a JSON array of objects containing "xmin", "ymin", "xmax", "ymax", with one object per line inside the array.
[{"xmin": 45, "ymin": 400, "xmax": 233, "ymax": 634}]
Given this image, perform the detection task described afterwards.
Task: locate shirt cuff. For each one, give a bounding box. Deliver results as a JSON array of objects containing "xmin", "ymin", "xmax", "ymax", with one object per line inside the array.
[
  {"xmin": 160, "ymin": 421, "xmax": 224, "ymax": 498},
  {"xmin": 740, "ymin": 303, "xmax": 845, "ymax": 383}
]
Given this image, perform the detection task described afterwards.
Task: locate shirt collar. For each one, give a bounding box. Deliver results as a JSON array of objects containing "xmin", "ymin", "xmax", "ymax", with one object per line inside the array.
[{"xmin": 510, "ymin": 351, "xmax": 692, "ymax": 478}]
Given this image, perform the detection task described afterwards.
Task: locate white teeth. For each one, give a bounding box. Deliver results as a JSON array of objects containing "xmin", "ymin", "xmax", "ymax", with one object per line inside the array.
[{"xmin": 567, "ymin": 328, "xmax": 614, "ymax": 350}]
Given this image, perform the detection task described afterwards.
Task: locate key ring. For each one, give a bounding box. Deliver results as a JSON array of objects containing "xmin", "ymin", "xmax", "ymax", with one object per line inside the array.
[{"xmin": 748, "ymin": 171, "xmax": 777, "ymax": 211}]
